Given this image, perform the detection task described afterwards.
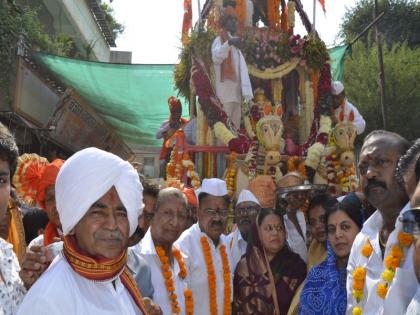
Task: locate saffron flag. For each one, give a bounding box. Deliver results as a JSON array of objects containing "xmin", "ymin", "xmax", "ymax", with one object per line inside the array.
[
  {"xmin": 181, "ymin": 0, "xmax": 192, "ymax": 45},
  {"xmin": 318, "ymin": 0, "xmax": 326, "ymax": 13}
]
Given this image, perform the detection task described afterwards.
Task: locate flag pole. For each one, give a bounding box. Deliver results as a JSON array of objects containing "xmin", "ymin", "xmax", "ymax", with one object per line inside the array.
[{"xmin": 312, "ymin": 0, "xmax": 317, "ymax": 30}]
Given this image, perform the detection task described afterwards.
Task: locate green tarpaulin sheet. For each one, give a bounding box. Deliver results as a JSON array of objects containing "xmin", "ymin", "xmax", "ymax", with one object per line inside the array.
[
  {"xmin": 329, "ymin": 44, "xmax": 349, "ymax": 82},
  {"xmin": 33, "ymin": 52, "xmax": 188, "ymax": 146}
]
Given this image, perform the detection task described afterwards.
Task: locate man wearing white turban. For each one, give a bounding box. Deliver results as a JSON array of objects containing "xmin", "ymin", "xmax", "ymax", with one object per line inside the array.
[
  {"xmin": 227, "ymin": 189, "xmax": 261, "ymax": 270},
  {"xmin": 17, "ymin": 148, "xmax": 161, "ymax": 315}
]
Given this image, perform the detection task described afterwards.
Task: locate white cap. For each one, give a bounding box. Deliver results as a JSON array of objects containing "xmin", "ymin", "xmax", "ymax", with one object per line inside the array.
[
  {"xmin": 236, "ymin": 189, "xmax": 260, "ymax": 206},
  {"xmin": 331, "ymin": 81, "xmax": 345, "ymax": 95},
  {"xmin": 195, "ymin": 178, "xmax": 228, "ymax": 200}
]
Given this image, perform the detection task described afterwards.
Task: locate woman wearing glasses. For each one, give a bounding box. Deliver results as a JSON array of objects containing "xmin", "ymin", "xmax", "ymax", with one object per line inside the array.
[{"xmin": 233, "ymin": 208, "xmax": 306, "ymax": 315}]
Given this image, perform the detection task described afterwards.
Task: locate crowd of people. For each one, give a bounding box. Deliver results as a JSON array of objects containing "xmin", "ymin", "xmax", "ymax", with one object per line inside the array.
[{"xmin": 0, "ymin": 119, "xmax": 419, "ymax": 315}]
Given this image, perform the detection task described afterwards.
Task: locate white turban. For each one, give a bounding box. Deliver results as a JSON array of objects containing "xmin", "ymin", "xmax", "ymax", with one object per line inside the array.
[
  {"xmin": 56, "ymin": 147, "xmax": 143, "ymax": 236},
  {"xmin": 236, "ymin": 189, "xmax": 260, "ymax": 206}
]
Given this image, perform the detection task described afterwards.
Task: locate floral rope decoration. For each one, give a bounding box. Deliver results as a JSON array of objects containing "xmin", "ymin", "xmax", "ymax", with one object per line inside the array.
[
  {"xmin": 351, "ymin": 240, "xmax": 372, "ymax": 315},
  {"xmin": 376, "ymin": 232, "xmax": 413, "ymax": 299},
  {"xmin": 200, "ymin": 236, "xmax": 231, "ymax": 315},
  {"xmin": 156, "ymin": 246, "xmax": 192, "ymax": 315}
]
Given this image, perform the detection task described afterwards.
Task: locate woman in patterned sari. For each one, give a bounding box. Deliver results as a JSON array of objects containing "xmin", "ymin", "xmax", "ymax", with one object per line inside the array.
[{"xmin": 233, "ymin": 208, "xmax": 307, "ymax": 315}]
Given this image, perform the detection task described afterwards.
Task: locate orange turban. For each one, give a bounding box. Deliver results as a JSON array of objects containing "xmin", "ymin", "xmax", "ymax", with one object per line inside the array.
[
  {"xmin": 36, "ymin": 159, "xmax": 65, "ymax": 209},
  {"xmin": 183, "ymin": 187, "xmax": 198, "ymax": 208}
]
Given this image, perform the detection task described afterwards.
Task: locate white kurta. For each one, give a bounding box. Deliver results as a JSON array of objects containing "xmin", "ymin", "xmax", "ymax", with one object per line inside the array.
[
  {"xmin": 16, "ymin": 254, "xmax": 142, "ymax": 315},
  {"xmin": 346, "ymin": 203, "xmax": 418, "ymax": 315},
  {"xmin": 227, "ymin": 229, "xmax": 247, "ymax": 272},
  {"xmin": 334, "ymin": 99, "xmax": 366, "ymax": 135},
  {"xmin": 211, "ymin": 36, "xmax": 253, "ymax": 104},
  {"xmin": 174, "ymin": 223, "xmax": 233, "ymax": 315},
  {"xmin": 0, "ymin": 238, "xmax": 26, "ymax": 315},
  {"xmin": 137, "ymin": 228, "xmax": 189, "ymax": 315},
  {"xmin": 284, "ymin": 210, "xmax": 308, "ymax": 263}
]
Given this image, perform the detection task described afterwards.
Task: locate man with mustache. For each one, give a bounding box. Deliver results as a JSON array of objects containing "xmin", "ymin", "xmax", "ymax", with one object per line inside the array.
[
  {"xmin": 135, "ymin": 187, "xmax": 191, "ymax": 315},
  {"xmin": 17, "ymin": 148, "xmax": 161, "ymax": 315},
  {"xmin": 228, "ymin": 189, "xmax": 261, "ymax": 271},
  {"xmin": 346, "ymin": 130, "xmax": 417, "ymax": 315},
  {"xmin": 175, "ymin": 178, "xmax": 233, "ymax": 315}
]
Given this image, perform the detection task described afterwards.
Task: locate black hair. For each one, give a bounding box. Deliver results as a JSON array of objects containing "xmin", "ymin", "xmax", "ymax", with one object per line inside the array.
[
  {"xmin": 327, "ymin": 193, "xmax": 363, "ymax": 230},
  {"xmin": 396, "ymin": 138, "xmax": 420, "ymax": 184},
  {"xmin": 0, "ymin": 123, "xmax": 19, "ymax": 179},
  {"xmin": 143, "ymin": 179, "xmax": 159, "ymax": 198},
  {"xmin": 21, "ymin": 206, "xmax": 49, "ymax": 244},
  {"xmin": 363, "ymin": 130, "xmax": 410, "ymax": 156},
  {"xmin": 307, "ymin": 193, "xmax": 338, "ymax": 219},
  {"xmin": 198, "ymin": 192, "xmax": 231, "ymax": 208},
  {"xmin": 257, "ymin": 208, "xmax": 285, "ymax": 227}
]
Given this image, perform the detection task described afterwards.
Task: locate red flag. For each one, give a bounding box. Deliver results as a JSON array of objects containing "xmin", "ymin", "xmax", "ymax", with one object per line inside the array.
[
  {"xmin": 318, "ymin": 0, "xmax": 326, "ymax": 13},
  {"xmin": 181, "ymin": 0, "xmax": 192, "ymax": 45}
]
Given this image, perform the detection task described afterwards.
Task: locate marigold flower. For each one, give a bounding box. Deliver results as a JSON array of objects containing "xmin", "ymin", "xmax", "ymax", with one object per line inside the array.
[
  {"xmin": 353, "ymin": 267, "xmax": 366, "ymax": 280},
  {"xmin": 352, "ymin": 289, "xmax": 364, "ymax": 301},
  {"xmin": 377, "ymin": 283, "xmax": 388, "ymax": 299},
  {"xmin": 352, "ymin": 280, "xmax": 364, "ymax": 290},
  {"xmin": 390, "ymin": 245, "xmax": 404, "ymax": 259},
  {"xmin": 361, "ymin": 241, "xmax": 373, "ymax": 257},
  {"xmin": 352, "ymin": 306, "xmax": 363, "ymax": 315},
  {"xmin": 384, "ymin": 255, "xmax": 400, "ymax": 270},
  {"xmin": 398, "ymin": 232, "xmax": 414, "ymax": 247},
  {"xmin": 381, "ymin": 269, "xmax": 395, "ymax": 282}
]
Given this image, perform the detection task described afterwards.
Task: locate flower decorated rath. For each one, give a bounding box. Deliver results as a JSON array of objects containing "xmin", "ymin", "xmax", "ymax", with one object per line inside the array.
[
  {"xmin": 155, "ymin": 246, "xmax": 193, "ymax": 315},
  {"xmin": 200, "ymin": 236, "xmax": 231, "ymax": 315}
]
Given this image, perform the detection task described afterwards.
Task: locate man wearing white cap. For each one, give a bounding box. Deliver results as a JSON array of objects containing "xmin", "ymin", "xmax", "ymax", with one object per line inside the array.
[
  {"xmin": 174, "ymin": 178, "xmax": 233, "ymax": 315},
  {"xmin": 227, "ymin": 189, "xmax": 261, "ymax": 270},
  {"xmin": 17, "ymin": 148, "xmax": 161, "ymax": 315},
  {"xmin": 331, "ymin": 80, "xmax": 366, "ymax": 135}
]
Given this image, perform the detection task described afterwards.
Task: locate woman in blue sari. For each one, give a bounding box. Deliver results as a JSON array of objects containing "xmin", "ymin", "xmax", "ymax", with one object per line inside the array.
[{"xmin": 299, "ymin": 194, "xmax": 363, "ymax": 315}]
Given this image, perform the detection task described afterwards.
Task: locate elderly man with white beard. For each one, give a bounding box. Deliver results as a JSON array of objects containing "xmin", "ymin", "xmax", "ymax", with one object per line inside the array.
[{"xmin": 17, "ymin": 148, "xmax": 161, "ymax": 315}]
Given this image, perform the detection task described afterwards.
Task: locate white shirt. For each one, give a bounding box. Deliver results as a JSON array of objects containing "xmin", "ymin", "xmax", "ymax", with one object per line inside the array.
[
  {"xmin": 284, "ymin": 210, "xmax": 308, "ymax": 263},
  {"xmin": 212, "ymin": 36, "xmax": 253, "ymax": 104},
  {"xmin": 334, "ymin": 99, "xmax": 366, "ymax": 135},
  {"xmin": 0, "ymin": 238, "xmax": 26, "ymax": 315},
  {"xmin": 28, "ymin": 228, "xmax": 63, "ymax": 248},
  {"xmin": 405, "ymin": 286, "xmax": 420, "ymax": 315},
  {"xmin": 137, "ymin": 228, "xmax": 190, "ymax": 315},
  {"xmin": 346, "ymin": 203, "xmax": 418, "ymax": 315},
  {"xmin": 174, "ymin": 223, "xmax": 233, "ymax": 315},
  {"xmin": 17, "ymin": 253, "xmax": 142, "ymax": 315},
  {"xmin": 227, "ymin": 229, "xmax": 247, "ymax": 272}
]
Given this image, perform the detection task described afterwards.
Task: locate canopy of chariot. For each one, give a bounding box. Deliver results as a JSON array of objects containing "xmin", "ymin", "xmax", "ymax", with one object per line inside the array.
[{"xmin": 166, "ymin": 0, "xmax": 359, "ymax": 200}]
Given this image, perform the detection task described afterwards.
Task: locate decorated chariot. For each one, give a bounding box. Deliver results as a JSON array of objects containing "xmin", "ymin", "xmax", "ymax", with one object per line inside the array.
[{"xmin": 167, "ymin": 0, "xmax": 358, "ymax": 200}]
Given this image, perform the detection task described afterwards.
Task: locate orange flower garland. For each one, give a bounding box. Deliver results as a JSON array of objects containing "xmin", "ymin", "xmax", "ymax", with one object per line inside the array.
[
  {"xmin": 351, "ymin": 240, "xmax": 372, "ymax": 315},
  {"xmin": 351, "ymin": 232, "xmax": 414, "ymax": 314},
  {"xmin": 156, "ymin": 246, "xmax": 194, "ymax": 315},
  {"xmin": 376, "ymin": 232, "xmax": 413, "ymax": 300},
  {"xmin": 200, "ymin": 236, "xmax": 231, "ymax": 315}
]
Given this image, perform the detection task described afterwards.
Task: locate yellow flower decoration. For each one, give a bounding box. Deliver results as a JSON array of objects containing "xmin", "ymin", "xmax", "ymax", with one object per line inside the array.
[
  {"xmin": 381, "ymin": 269, "xmax": 395, "ymax": 282},
  {"xmin": 352, "ymin": 289, "xmax": 364, "ymax": 301},
  {"xmin": 352, "ymin": 306, "xmax": 363, "ymax": 315},
  {"xmin": 390, "ymin": 245, "xmax": 404, "ymax": 259},
  {"xmin": 398, "ymin": 232, "xmax": 414, "ymax": 247},
  {"xmin": 361, "ymin": 241, "xmax": 373, "ymax": 258}
]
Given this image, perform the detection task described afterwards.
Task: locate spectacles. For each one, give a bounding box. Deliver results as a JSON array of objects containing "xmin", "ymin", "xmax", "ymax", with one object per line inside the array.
[
  {"xmin": 235, "ymin": 206, "xmax": 259, "ymax": 216},
  {"xmin": 358, "ymin": 156, "xmax": 394, "ymax": 175},
  {"xmin": 203, "ymin": 208, "xmax": 229, "ymax": 217},
  {"xmin": 400, "ymin": 208, "xmax": 420, "ymax": 235}
]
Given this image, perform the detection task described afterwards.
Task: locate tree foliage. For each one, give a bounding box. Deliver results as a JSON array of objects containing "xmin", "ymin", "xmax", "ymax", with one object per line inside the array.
[
  {"xmin": 343, "ymin": 42, "xmax": 420, "ymax": 141},
  {"xmin": 341, "ymin": 0, "xmax": 420, "ymax": 48},
  {"xmin": 100, "ymin": 3, "xmax": 124, "ymax": 40},
  {"xmin": 0, "ymin": 1, "xmax": 74, "ymax": 89}
]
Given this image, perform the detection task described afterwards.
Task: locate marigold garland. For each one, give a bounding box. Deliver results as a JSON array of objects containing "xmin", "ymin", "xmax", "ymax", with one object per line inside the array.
[
  {"xmin": 351, "ymin": 232, "xmax": 414, "ymax": 314},
  {"xmin": 200, "ymin": 236, "xmax": 231, "ymax": 315},
  {"xmin": 156, "ymin": 246, "xmax": 193, "ymax": 314}
]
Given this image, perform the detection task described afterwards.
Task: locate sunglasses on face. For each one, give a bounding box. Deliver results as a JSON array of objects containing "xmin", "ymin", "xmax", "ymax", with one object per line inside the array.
[{"xmin": 400, "ymin": 208, "xmax": 420, "ymax": 235}]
